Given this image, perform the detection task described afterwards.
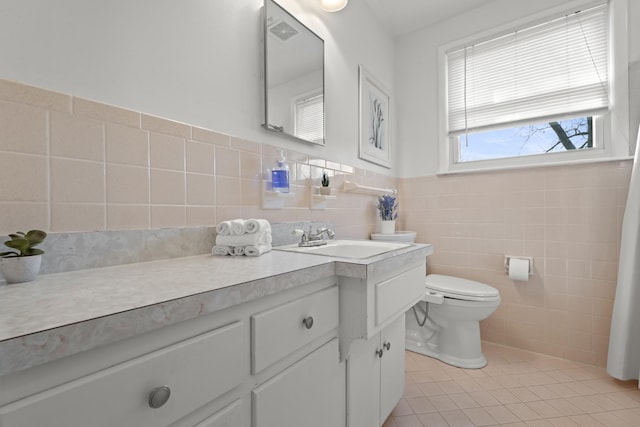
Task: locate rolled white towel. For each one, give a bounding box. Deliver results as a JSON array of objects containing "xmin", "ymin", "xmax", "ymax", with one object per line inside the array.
[
  {"xmin": 230, "ymin": 219, "xmax": 246, "ymax": 236},
  {"xmin": 215, "ymin": 221, "xmax": 233, "ymax": 236},
  {"xmin": 216, "ymin": 232, "xmax": 271, "ymax": 247},
  {"xmin": 212, "ymin": 245, "xmax": 232, "ymax": 256},
  {"xmin": 244, "ymin": 219, "xmax": 271, "ymax": 234},
  {"xmin": 232, "ymin": 246, "xmax": 245, "ymax": 256},
  {"xmin": 244, "ymin": 243, "xmax": 272, "ymax": 257}
]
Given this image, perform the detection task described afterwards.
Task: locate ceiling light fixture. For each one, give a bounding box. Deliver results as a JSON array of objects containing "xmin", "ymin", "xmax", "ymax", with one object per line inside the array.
[{"xmin": 320, "ymin": 0, "xmax": 348, "ymax": 12}]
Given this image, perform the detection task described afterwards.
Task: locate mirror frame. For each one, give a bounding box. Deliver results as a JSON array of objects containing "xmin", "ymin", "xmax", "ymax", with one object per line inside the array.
[{"xmin": 262, "ymin": 0, "xmax": 325, "ymax": 145}]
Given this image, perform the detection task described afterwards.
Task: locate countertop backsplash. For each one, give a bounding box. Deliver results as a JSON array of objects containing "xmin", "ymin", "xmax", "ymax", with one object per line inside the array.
[
  {"xmin": 0, "ymin": 221, "xmax": 335, "ymax": 280},
  {"xmin": 36, "ymin": 226, "xmax": 216, "ymax": 275}
]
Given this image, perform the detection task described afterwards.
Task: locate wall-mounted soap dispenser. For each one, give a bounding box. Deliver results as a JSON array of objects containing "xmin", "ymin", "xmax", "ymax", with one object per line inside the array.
[{"xmin": 271, "ymin": 150, "xmax": 290, "ymax": 193}]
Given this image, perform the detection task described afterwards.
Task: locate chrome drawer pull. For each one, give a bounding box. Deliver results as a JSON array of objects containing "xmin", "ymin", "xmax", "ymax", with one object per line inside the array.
[
  {"xmin": 302, "ymin": 316, "xmax": 314, "ymax": 329},
  {"xmin": 383, "ymin": 342, "xmax": 391, "ymax": 351},
  {"xmin": 376, "ymin": 348, "xmax": 384, "ymax": 358},
  {"xmin": 148, "ymin": 385, "xmax": 171, "ymax": 409}
]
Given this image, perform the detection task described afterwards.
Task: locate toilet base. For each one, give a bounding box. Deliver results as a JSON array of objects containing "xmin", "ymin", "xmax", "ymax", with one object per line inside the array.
[
  {"xmin": 405, "ymin": 317, "xmax": 488, "ymax": 369},
  {"xmin": 406, "ymin": 340, "xmax": 488, "ymax": 369}
]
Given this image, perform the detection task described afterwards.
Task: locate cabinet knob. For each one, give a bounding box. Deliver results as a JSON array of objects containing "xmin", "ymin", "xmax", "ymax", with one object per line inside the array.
[
  {"xmin": 148, "ymin": 385, "xmax": 171, "ymax": 409},
  {"xmin": 376, "ymin": 348, "xmax": 384, "ymax": 358},
  {"xmin": 302, "ymin": 316, "xmax": 314, "ymax": 329},
  {"xmin": 383, "ymin": 342, "xmax": 391, "ymax": 351}
]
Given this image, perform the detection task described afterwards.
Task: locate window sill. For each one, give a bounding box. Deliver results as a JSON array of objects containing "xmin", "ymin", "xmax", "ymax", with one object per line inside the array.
[{"xmin": 437, "ymin": 155, "xmax": 633, "ymax": 176}]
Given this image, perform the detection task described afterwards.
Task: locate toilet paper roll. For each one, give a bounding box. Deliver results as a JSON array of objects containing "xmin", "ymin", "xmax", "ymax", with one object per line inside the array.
[{"xmin": 509, "ymin": 258, "xmax": 530, "ymax": 281}]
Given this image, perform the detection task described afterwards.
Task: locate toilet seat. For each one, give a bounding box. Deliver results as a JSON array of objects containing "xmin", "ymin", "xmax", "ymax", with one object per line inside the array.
[{"xmin": 425, "ymin": 274, "xmax": 500, "ymax": 302}]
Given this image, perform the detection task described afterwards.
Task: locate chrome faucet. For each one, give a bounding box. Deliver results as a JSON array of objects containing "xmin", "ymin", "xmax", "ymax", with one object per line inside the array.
[{"xmin": 293, "ymin": 227, "xmax": 335, "ymax": 247}]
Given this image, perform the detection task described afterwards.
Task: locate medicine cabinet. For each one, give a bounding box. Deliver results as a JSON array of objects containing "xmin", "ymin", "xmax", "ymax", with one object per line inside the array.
[{"xmin": 262, "ymin": 0, "xmax": 325, "ymax": 145}]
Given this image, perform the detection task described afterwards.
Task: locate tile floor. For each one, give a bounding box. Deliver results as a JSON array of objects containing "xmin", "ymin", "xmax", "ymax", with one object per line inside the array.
[{"xmin": 384, "ymin": 342, "xmax": 640, "ymax": 427}]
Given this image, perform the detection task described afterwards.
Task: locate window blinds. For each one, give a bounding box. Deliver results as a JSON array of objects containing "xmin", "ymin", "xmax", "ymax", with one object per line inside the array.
[
  {"xmin": 295, "ymin": 93, "xmax": 324, "ymax": 143},
  {"xmin": 447, "ymin": 3, "xmax": 609, "ymax": 135}
]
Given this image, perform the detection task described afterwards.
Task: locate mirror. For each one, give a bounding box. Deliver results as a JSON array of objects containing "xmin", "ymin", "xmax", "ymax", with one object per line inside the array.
[{"xmin": 263, "ymin": 0, "xmax": 325, "ymax": 145}]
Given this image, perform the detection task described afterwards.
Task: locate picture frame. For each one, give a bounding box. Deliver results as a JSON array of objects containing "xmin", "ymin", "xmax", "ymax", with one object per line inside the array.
[{"xmin": 358, "ymin": 65, "xmax": 391, "ymax": 168}]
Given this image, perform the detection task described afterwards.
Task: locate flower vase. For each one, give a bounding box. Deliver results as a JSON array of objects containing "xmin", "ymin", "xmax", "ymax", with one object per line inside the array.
[
  {"xmin": 0, "ymin": 254, "xmax": 42, "ymax": 284},
  {"xmin": 380, "ymin": 220, "xmax": 396, "ymax": 235}
]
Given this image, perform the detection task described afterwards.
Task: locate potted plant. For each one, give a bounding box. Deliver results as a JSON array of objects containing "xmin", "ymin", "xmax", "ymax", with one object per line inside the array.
[
  {"xmin": 377, "ymin": 193, "xmax": 398, "ymax": 234},
  {"xmin": 0, "ymin": 230, "xmax": 47, "ymax": 284},
  {"xmin": 320, "ymin": 170, "xmax": 331, "ymax": 195}
]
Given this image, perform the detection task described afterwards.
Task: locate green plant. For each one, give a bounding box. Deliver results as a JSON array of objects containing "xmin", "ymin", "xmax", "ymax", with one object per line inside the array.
[
  {"xmin": 0, "ymin": 230, "xmax": 47, "ymax": 257},
  {"xmin": 321, "ymin": 170, "xmax": 330, "ymax": 187}
]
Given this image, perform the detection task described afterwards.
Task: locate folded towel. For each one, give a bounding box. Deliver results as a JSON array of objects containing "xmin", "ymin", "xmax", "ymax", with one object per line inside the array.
[
  {"xmin": 244, "ymin": 219, "xmax": 271, "ymax": 234},
  {"xmin": 216, "ymin": 232, "xmax": 272, "ymax": 247},
  {"xmin": 230, "ymin": 219, "xmax": 245, "ymax": 236},
  {"xmin": 212, "ymin": 245, "xmax": 232, "ymax": 256},
  {"xmin": 244, "ymin": 243, "xmax": 272, "ymax": 257},
  {"xmin": 232, "ymin": 246, "xmax": 245, "ymax": 256},
  {"xmin": 215, "ymin": 221, "xmax": 232, "ymax": 236}
]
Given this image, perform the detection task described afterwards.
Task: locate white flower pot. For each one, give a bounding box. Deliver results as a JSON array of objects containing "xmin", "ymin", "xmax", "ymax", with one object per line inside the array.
[
  {"xmin": 319, "ymin": 186, "xmax": 331, "ymax": 195},
  {"xmin": 0, "ymin": 255, "xmax": 42, "ymax": 284},
  {"xmin": 380, "ymin": 220, "xmax": 396, "ymax": 235}
]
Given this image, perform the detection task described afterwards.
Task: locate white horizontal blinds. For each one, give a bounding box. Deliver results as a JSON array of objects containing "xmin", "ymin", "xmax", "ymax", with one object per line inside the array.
[
  {"xmin": 447, "ymin": 3, "xmax": 609, "ymax": 135},
  {"xmin": 295, "ymin": 93, "xmax": 324, "ymax": 143}
]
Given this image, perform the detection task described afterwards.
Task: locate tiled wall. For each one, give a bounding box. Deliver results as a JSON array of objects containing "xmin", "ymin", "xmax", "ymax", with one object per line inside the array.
[
  {"xmin": 0, "ymin": 79, "xmax": 395, "ymax": 237},
  {"xmin": 399, "ymin": 161, "xmax": 632, "ymax": 367},
  {"xmin": 1, "ymin": 78, "xmax": 634, "ymax": 368}
]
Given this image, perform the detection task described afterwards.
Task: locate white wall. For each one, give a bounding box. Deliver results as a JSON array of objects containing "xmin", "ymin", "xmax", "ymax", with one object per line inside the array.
[
  {"xmin": 629, "ymin": 0, "xmax": 640, "ymax": 150},
  {"xmin": 0, "ymin": 0, "xmax": 396, "ymax": 173},
  {"xmin": 632, "ymin": 0, "xmax": 640, "ymax": 63},
  {"xmin": 395, "ymin": 0, "xmax": 640, "ymax": 177}
]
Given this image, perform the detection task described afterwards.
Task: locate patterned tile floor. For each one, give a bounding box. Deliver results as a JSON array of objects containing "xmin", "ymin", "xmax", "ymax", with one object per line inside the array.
[{"xmin": 384, "ymin": 342, "xmax": 640, "ymax": 426}]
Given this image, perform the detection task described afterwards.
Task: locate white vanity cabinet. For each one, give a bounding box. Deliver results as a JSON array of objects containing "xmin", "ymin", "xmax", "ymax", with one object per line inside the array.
[
  {"xmin": 0, "ymin": 278, "xmax": 343, "ymax": 427},
  {"xmin": 0, "ymin": 322, "xmax": 245, "ymax": 427},
  {"xmin": 340, "ymin": 261, "xmax": 426, "ymax": 427},
  {"xmin": 0, "ymin": 244, "xmax": 432, "ymax": 427},
  {"xmin": 250, "ymin": 285, "xmax": 344, "ymax": 427},
  {"xmin": 347, "ymin": 316, "xmax": 405, "ymax": 427}
]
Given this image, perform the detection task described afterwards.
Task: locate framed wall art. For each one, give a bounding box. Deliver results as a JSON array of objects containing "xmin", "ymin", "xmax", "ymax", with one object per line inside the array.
[{"xmin": 358, "ymin": 65, "xmax": 391, "ymax": 168}]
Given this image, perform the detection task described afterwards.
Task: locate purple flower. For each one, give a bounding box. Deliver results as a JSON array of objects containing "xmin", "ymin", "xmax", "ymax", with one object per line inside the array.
[{"xmin": 377, "ymin": 194, "xmax": 398, "ymax": 221}]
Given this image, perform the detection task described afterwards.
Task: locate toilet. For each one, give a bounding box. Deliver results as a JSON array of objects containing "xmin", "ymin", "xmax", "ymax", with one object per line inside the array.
[{"xmin": 406, "ymin": 274, "xmax": 500, "ymax": 369}]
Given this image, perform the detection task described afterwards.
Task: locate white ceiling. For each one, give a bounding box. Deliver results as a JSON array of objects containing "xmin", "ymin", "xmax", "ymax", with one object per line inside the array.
[{"xmin": 361, "ymin": 0, "xmax": 497, "ymax": 38}]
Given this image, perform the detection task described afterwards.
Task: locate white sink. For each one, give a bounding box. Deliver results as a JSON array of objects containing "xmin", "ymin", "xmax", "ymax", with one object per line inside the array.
[{"xmin": 275, "ymin": 239, "xmax": 411, "ymax": 259}]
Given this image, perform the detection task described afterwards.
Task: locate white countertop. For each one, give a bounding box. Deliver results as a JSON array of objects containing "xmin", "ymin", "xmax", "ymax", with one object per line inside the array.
[{"xmin": 0, "ymin": 243, "xmax": 432, "ymax": 376}]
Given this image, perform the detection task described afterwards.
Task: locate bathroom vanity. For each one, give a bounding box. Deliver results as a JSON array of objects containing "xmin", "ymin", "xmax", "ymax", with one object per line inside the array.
[{"xmin": 0, "ymin": 242, "xmax": 432, "ymax": 427}]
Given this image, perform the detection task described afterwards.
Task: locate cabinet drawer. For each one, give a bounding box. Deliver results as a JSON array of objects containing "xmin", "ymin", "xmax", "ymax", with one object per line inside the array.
[
  {"xmin": 251, "ymin": 286, "xmax": 339, "ymax": 374},
  {"xmin": 252, "ymin": 338, "xmax": 343, "ymax": 427},
  {"xmin": 375, "ymin": 265, "xmax": 424, "ymax": 326},
  {"xmin": 0, "ymin": 322, "xmax": 244, "ymax": 427},
  {"xmin": 194, "ymin": 399, "xmax": 245, "ymax": 427}
]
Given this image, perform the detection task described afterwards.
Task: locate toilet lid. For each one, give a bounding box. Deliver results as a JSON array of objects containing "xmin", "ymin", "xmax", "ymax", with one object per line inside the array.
[{"xmin": 425, "ymin": 274, "xmax": 499, "ymax": 301}]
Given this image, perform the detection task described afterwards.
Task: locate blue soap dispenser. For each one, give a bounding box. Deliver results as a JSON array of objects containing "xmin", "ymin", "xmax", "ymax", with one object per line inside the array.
[{"xmin": 271, "ymin": 150, "xmax": 290, "ymax": 193}]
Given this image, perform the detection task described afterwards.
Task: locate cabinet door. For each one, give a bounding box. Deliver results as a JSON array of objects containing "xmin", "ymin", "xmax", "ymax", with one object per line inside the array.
[
  {"xmin": 379, "ymin": 315, "xmax": 406, "ymax": 422},
  {"xmin": 346, "ymin": 334, "xmax": 381, "ymax": 427},
  {"xmin": 252, "ymin": 338, "xmax": 344, "ymax": 427}
]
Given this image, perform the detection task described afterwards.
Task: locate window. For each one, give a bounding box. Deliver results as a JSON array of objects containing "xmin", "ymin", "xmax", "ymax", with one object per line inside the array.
[
  {"xmin": 459, "ymin": 116, "xmax": 596, "ymax": 162},
  {"xmin": 443, "ymin": 2, "xmax": 611, "ymax": 170},
  {"xmin": 293, "ymin": 92, "xmax": 324, "ymax": 144}
]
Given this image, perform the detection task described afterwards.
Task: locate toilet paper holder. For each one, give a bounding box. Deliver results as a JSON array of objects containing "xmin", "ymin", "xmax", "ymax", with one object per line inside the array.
[{"xmin": 504, "ymin": 255, "xmax": 534, "ymax": 276}]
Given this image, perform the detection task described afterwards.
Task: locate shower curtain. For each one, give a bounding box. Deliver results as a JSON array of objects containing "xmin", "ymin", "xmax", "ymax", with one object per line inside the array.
[{"xmin": 607, "ymin": 125, "xmax": 640, "ymax": 381}]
